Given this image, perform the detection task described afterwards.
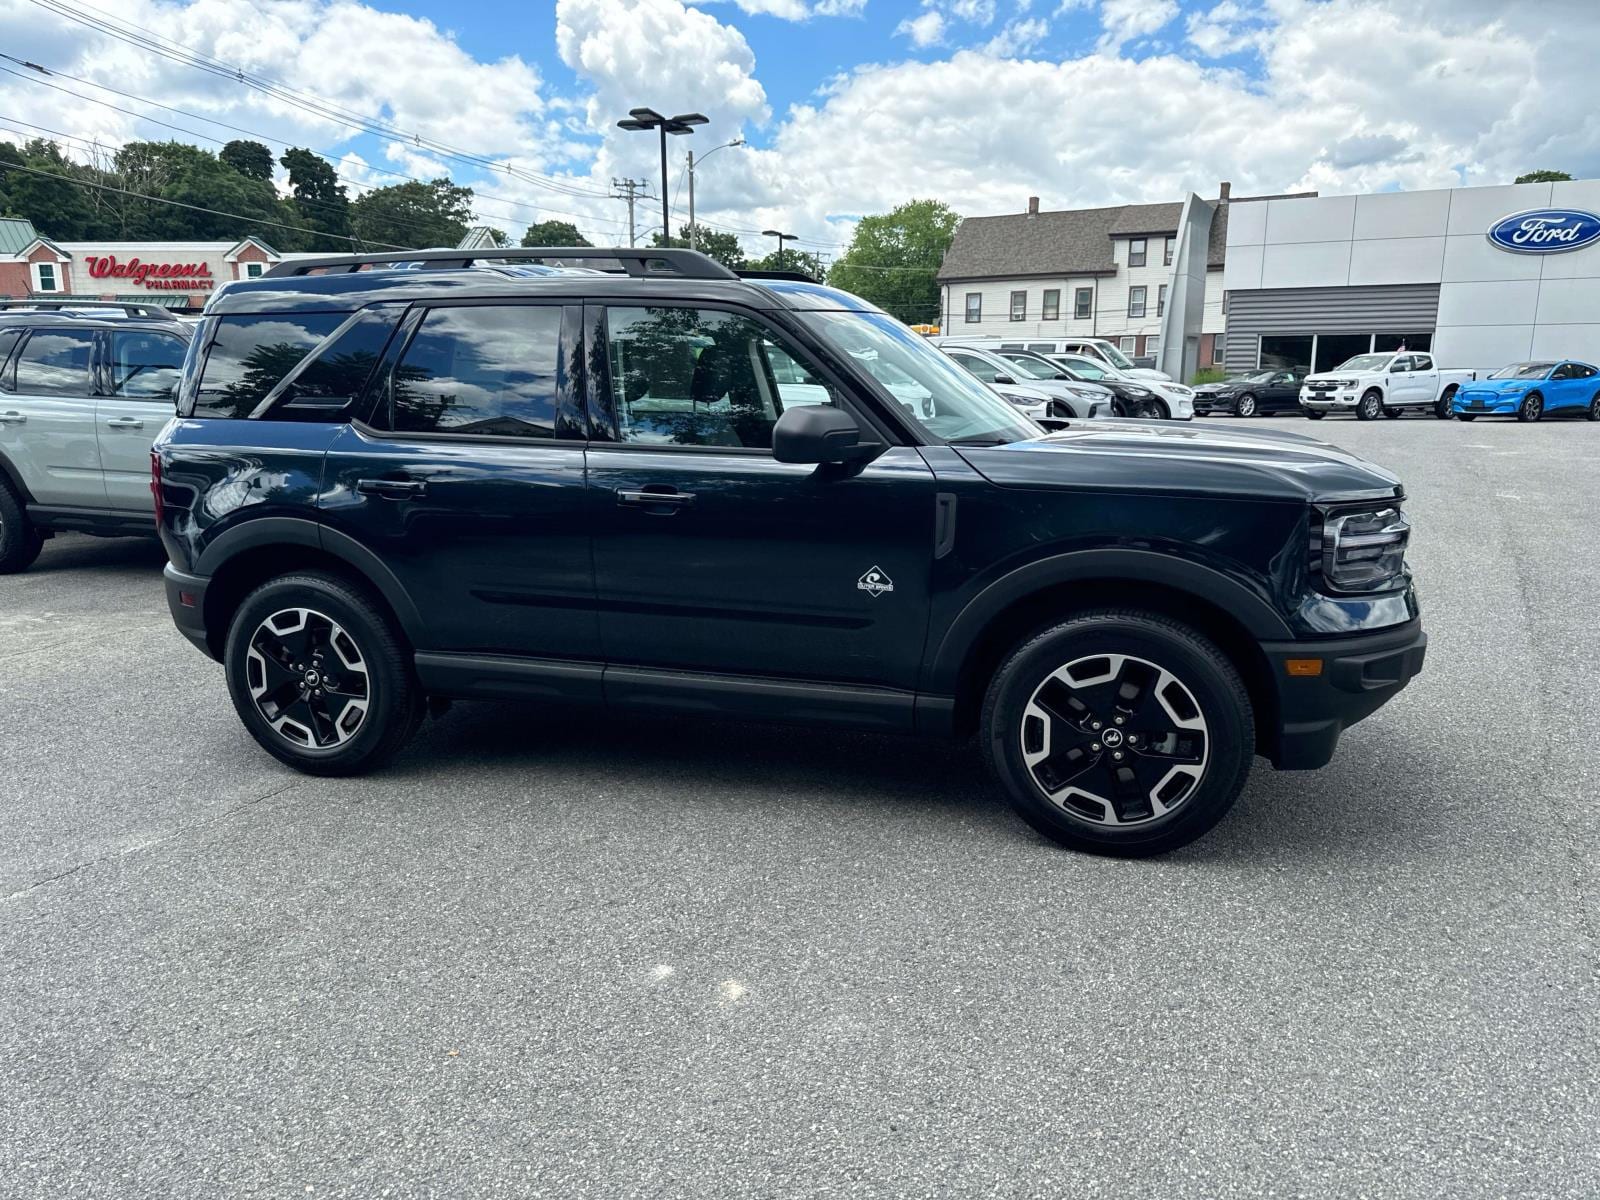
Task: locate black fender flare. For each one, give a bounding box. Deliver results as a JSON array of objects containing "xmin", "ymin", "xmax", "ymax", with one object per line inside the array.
[
  {"xmin": 194, "ymin": 516, "xmax": 428, "ymax": 648},
  {"xmin": 924, "ymin": 547, "xmax": 1293, "ymax": 694}
]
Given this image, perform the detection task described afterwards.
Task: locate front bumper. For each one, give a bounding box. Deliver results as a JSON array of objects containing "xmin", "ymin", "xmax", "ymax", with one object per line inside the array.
[
  {"xmin": 164, "ymin": 562, "xmax": 217, "ymax": 660},
  {"xmin": 1259, "ymin": 618, "xmax": 1427, "ymax": 769},
  {"xmin": 1301, "ymin": 389, "xmax": 1359, "ymax": 410},
  {"xmin": 1454, "ymin": 394, "xmax": 1520, "ymax": 414}
]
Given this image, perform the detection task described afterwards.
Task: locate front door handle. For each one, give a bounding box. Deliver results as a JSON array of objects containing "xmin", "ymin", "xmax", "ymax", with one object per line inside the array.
[
  {"xmin": 356, "ymin": 478, "xmax": 429, "ymax": 500},
  {"xmin": 616, "ymin": 487, "xmax": 695, "ymax": 511},
  {"xmin": 105, "ymin": 416, "xmax": 145, "ymax": 429},
  {"xmin": 0, "ymin": 411, "xmax": 24, "ymax": 425}
]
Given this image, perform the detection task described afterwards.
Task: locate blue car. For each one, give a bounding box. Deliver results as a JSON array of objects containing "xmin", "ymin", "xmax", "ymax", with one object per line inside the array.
[{"xmin": 1453, "ymin": 360, "xmax": 1600, "ymax": 422}]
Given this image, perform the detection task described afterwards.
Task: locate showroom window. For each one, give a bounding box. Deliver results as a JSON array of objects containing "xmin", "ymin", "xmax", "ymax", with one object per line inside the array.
[
  {"xmin": 1128, "ymin": 286, "xmax": 1147, "ymax": 318},
  {"xmin": 1074, "ymin": 287, "xmax": 1092, "ymax": 319},
  {"xmin": 1128, "ymin": 238, "xmax": 1147, "ymax": 268},
  {"xmin": 1314, "ymin": 333, "xmax": 1371, "ymax": 373},
  {"xmin": 1157, "ymin": 284, "xmax": 1167, "ymax": 317},
  {"xmin": 965, "ymin": 293, "xmax": 981, "ymax": 323},
  {"xmin": 1163, "ymin": 237, "xmax": 1175, "ymax": 266},
  {"xmin": 1042, "ymin": 289, "xmax": 1060, "ymax": 321},
  {"xmin": 1010, "ymin": 290, "xmax": 1026, "ymax": 321},
  {"xmin": 1259, "ymin": 335, "xmax": 1313, "ymax": 373},
  {"xmin": 1373, "ymin": 333, "xmax": 1432, "ymax": 353}
]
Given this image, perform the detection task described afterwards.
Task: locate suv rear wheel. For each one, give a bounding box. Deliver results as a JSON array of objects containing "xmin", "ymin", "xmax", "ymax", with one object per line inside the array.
[
  {"xmin": 981, "ymin": 611, "xmax": 1254, "ymax": 856},
  {"xmin": 0, "ymin": 479, "xmax": 44, "ymax": 574},
  {"xmin": 224, "ymin": 572, "xmax": 423, "ymax": 775}
]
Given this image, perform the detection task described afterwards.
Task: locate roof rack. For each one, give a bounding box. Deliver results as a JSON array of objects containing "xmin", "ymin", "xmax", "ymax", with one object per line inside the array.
[
  {"xmin": 0, "ymin": 298, "xmax": 179, "ymax": 320},
  {"xmin": 737, "ymin": 269, "xmax": 821, "ymax": 283},
  {"xmin": 264, "ymin": 246, "xmax": 739, "ymax": 281}
]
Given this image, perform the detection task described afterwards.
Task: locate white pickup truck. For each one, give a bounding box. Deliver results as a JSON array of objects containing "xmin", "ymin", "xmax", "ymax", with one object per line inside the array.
[{"xmin": 1299, "ymin": 351, "xmax": 1479, "ymax": 420}]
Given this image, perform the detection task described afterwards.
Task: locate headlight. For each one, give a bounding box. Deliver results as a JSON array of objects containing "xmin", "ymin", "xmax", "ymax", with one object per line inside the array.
[
  {"xmin": 1335, "ymin": 378, "xmax": 1356, "ymax": 388},
  {"xmin": 1318, "ymin": 505, "xmax": 1410, "ymax": 593},
  {"xmin": 1168, "ymin": 385, "xmax": 1194, "ymax": 397},
  {"xmin": 1126, "ymin": 386, "xmax": 1154, "ymax": 397}
]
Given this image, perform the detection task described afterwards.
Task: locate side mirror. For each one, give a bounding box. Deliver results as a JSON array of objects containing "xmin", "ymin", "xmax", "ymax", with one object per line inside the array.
[
  {"xmin": 993, "ymin": 374, "xmax": 1016, "ymax": 386},
  {"xmin": 772, "ymin": 405, "xmax": 878, "ymax": 464}
]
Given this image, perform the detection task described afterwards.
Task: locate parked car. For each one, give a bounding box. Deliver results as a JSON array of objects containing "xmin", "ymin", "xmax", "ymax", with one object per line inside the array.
[
  {"xmin": 941, "ymin": 344, "xmax": 1111, "ymax": 419},
  {"xmin": 1299, "ymin": 351, "xmax": 1477, "ymax": 420},
  {"xmin": 1193, "ymin": 369, "xmax": 1307, "ymax": 417},
  {"xmin": 932, "ymin": 335, "xmax": 1173, "ymax": 383},
  {"xmin": 1043, "ymin": 352, "xmax": 1194, "ymax": 420},
  {"xmin": 0, "ymin": 300, "xmax": 192, "ymax": 572},
  {"xmin": 1451, "ymin": 360, "xmax": 1600, "ymax": 422},
  {"xmin": 156, "ymin": 246, "xmax": 1425, "ymax": 857},
  {"xmin": 983, "ymin": 348, "xmax": 1161, "ymax": 419}
]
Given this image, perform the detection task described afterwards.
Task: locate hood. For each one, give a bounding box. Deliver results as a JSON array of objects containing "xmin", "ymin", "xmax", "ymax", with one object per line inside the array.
[
  {"xmin": 1461, "ymin": 377, "xmax": 1537, "ymax": 394},
  {"xmin": 1125, "ymin": 367, "xmax": 1172, "ymax": 382},
  {"xmin": 953, "ymin": 419, "xmax": 1402, "ymax": 503}
]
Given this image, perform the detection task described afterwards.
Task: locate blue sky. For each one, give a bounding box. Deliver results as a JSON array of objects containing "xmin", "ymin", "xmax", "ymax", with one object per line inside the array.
[{"xmin": 1, "ymin": 0, "xmax": 1595, "ymax": 254}]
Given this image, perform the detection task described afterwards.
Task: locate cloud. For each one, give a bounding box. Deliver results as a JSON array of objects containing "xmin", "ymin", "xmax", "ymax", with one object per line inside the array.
[
  {"xmin": 1325, "ymin": 133, "xmax": 1412, "ymax": 170},
  {"xmin": 896, "ymin": 11, "xmax": 947, "ymax": 47},
  {"xmin": 1098, "ymin": 0, "xmax": 1180, "ymax": 50},
  {"xmin": 984, "ymin": 17, "xmax": 1050, "ymax": 56}
]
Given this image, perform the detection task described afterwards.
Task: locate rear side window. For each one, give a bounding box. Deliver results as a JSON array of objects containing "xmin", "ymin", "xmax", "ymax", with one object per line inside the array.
[
  {"xmin": 193, "ymin": 313, "xmax": 346, "ymax": 418},
  {"xmin": 262, "ymin": 308, "xmax": 401, "ymax": 421},
  {"xmin": 388, "ymin": 305, "xmax": 562, "ymax": 439},
  {"xmin": 15, "ymin": 329, "xmax": 95, "ymax": 397}
]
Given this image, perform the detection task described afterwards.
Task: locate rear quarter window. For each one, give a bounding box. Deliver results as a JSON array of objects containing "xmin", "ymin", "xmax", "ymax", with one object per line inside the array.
[{"xmin": 191, "ymin": 313, "xmax": 347, "ymax": 418}]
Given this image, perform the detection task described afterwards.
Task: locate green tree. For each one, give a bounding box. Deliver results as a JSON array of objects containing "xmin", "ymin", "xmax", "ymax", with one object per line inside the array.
[
  {"xmin": 1514, "ymin": 169, "xmax": 1572, "ymax": 184},
  {"xmin": 521, "ymin": 219, "xmax": 590, "ymax": 247},
  {"xmin": 651, "ymin": 223, "xmax": 746, "ymax": 270},
  {"xmin": 280, "ymin": 147, "xmax": 351, "ymax": 248},
  {"xmin": 350, "ymin": 177, "xmax": 474, "ymax": 249},
  {"xmin": 747, "ymin": 248, "xmax": 825, "ymax": 280},
  {"xmin": 219, "ymin": 140, "xmax": 275, "ymax": 181},
  {"xmin": 827, "ymin": 199, "xmax": 959, "ymax": 325},
  {"xmin": 0, "ymin": 140, "xmax": 103, "ymax": 239}
]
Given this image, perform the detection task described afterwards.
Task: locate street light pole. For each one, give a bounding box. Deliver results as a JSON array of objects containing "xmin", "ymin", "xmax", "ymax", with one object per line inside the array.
[
  {"xmin": 762, "ymin": 228, "xmax": 797, "ymax": 271},
  {"xmin": 616, "ymin": 107, "xmax": 707, "ymax": 246},
  {"xmin": 687, "ymin": 138, "xmax": 744, "ymax": 252}
]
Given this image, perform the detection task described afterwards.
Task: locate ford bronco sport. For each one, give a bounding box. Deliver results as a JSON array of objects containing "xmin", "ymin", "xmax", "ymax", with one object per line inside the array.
[{"xmin": 155, "ymin": 247, "xmax": 1425, "ymax": 856}]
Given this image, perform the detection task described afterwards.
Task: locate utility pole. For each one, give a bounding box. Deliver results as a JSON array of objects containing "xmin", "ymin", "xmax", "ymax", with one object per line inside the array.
[
  {"xmin": 611, "ymin": 178, "xmax": 647, "ymax": 247},
  {"xmin": 687, "ymin": 150, "xmax": 696, "ymax": 251}
]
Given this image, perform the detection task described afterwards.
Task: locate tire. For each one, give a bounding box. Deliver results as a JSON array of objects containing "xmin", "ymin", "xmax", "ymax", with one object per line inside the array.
[
  {"xmin": 1435, "ymin": 387, "xmax": 1458, "ymax": 419},
  {"xmin": 223, "ymin": 571, "xmax": 423, "ymax": 776},
  {"xmin": 0, "ymin": 478, "xmax": 44, "ymax": 575},
  {"xmin": 1235, "ymin": 393, "xmax": 1258, "ymax": 417},
  {"xmin": 1458, "ymin": 414, "xmax": 1477, "ymax": 422},
  {"xmin": 1517, "ymin": 391, "xmax": 1543, "ymax": 423},
  {"xmin": 1304, "ymin": 409, "xmax": 1325, "ymax": 420},
  {"xmin": 1151, "ymin": 399, "xmax": 1171, "ymax": 420},
  {"xmin": 1356, "ymin": 390, "xmax": 1383, "ymax": 421},
  {"xmin": 1588, "ymin": 393, "xmax": 1600, "ymax": 422},
  {"xmin": 981, "ymin": 610, "xmax": 1254, "ymax": 857}
]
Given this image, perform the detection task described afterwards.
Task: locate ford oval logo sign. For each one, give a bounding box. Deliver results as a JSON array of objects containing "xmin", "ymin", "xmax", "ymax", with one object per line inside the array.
[{"xmin": 1487, "ymin": 208, "xmax": 1600, "ymax": 254}]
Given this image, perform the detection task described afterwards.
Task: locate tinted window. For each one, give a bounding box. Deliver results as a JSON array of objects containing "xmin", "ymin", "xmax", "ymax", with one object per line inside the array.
[
  {"xmin": 390, "ymin": 305, "xmax": 561, "ymax": 439},
  {"xmin": 109, "ymin": 330, "xmax": 186, "ymax": 399},
  {"xmin": 15, "ymin": 329, "xmax": 94, "ymax": 397},
  {"xmin": 195, "ymin": 313, "xmax": 345, "ymax": 418},
  {"xmin": 271, "ymin": 309, "xmax": 400, "ymax": 418},
  {"xmin": 1412, "ymin": 354, "xmax": 1433, "ymax": 371},
  {"xmin": 606, "ymin": 306, "xmax": 831, "ymax": 449}
]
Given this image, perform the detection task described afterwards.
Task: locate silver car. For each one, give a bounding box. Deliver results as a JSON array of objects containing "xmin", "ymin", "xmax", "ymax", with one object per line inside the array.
[{"xmin": 941, "ymin": 344, "xmax": 1111, "ymax": 419}]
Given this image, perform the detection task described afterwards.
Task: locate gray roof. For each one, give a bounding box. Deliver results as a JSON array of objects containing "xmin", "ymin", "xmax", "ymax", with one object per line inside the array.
[
  {"xmin": 939, "ymin": 198, "xmax": 1236, "ymax": 282},
  {"xmin": 0, "ymin": 217, "xmax": 39, "ymax": 256}
]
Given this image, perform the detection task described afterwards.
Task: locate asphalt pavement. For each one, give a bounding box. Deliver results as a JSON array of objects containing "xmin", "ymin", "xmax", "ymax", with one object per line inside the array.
[{"xmin": 1, "ymin": 414, "xmax": 1595, "ymax": 1198}]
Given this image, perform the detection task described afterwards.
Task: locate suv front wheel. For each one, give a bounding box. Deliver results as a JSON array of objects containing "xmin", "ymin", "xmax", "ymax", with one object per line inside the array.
[
  {"xmin": 224, "ymin": 572, "xmax": 423, "ymax": 775},
  {"xmin": 981, "ymin": 611, "xmax": 1254, "ymax": 856}
]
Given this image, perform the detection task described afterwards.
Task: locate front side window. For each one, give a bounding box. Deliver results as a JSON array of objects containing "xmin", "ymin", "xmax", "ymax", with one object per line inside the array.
[
  {"xmin": 1128, "ymin": 286, "xmax": 1147, "ymax": 319},
  {"xmin": 1163, "ymin": 237, "xmax": 1175, "ymax": 266},
  {"xmin": 605, "ymin": 306, "xmax": 834, "ymax": 450},
  {"xmin": 390, "ymin": 305, "xmax": 562, "ymax": 439},
  {"xmin": 1412, "ymin": 354, "xmax": 1433, "ymax": 371},
  {"xmin": 965, "ymin": 293, "xmax": 981, "ymax": 323},
  {"xmin": 1074, "ymin": 288, "xmax": 1092, "ymax": 319},
  {"xmin": 1157, "ymin": 284, "xmax": 1167, "ymax": 317},
  {"xmin": 799, "ymin": 310, "xmax": 1037, "ymax": 445},
  {"xmin": 1128, "ymin": 238, "xmax": 1147, "ymax": 268},
  {"xmin": 15, "ymin": 329, "xmax": 94, "ymax": 396},
  {"xmin": 109, "ymin": 331, "xmax": 186, "ymax": 399},
  {"xmin": 193, "ymin": 313, "xmax": 346, "ymax": 418},
  {"xmin": 1009, "ymin": 290, "xmax": 1026, "ymax": 322},
  {"xmin": 34, "ymin": 264, "xmax": 60, "ymax": 293},
  {"xmin": 1042, "ymin": 289, "xmax": 1060, "ymax": 321}
]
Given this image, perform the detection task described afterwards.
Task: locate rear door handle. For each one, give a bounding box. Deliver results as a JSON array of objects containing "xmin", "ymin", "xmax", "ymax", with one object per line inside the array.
[
  {"xmin": 0, "ymin": 412, "xmax": 24, "ymax": 425},
  {"xmin": 105, "ymin": 416, "xmax": 145, "ymax": 429},
  {"xmin": 356, "ymin": 478, "xmax": 429, "ymax": 499},
  {"xmin": 616, "ymin": 488, "xmax": 695, "ymax": 510}
]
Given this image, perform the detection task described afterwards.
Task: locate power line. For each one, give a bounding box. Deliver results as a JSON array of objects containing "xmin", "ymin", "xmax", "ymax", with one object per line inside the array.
[{"xmin": 0, "ymin": 160, "xmax": 412, "ymax": 250}]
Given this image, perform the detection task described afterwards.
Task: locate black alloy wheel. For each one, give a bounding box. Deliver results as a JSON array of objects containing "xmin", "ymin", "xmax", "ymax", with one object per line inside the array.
[
  {"xmin": 1356, "ymin": 391, "xmax": 1384, "ymax": 420},
  {"xmin": 1517, "ymin": 391, "xmax": 1544, "ymax": 423},
  {"xmin": 225, "ymin": 572, "xmax": 424, "ymax": 775},
  {"xmin": 982, "ymin": 610, "xmax": 1253, "ymax": 856},
  {"xmin": 1235, "ymin": 393, "xmax": 1258, "ymax": 417},
  {"xmin": 0, "ymin": 480, "xmax": 44, "ymax": 574}
]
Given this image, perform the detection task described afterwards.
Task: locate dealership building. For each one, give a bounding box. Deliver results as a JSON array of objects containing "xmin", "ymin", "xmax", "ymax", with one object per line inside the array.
[
  {"xmin": 1220, "ymin": 177, "xmax": 1600, "ymax": 374},
  {"xmin": 0, "ymin": 218, "xmax": 282, "ymax": 308}
]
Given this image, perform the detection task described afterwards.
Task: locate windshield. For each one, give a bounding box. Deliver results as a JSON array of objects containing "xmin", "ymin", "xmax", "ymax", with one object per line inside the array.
[
  {"xmin": 1334, "ymin": 354, "xmax": 1394, "ymax": 372},
  {"xmin": 1234, "ymin": 370, "xmax": 1277, "ymax": 384},
  {"xmin": 800, "ymin": 312, "xmax": 1039, "ymax": 444},
  {"xmin": 1488, "ymin": 362, "xmax": 1555, "ymax": 380},
  {"xmin": 1084, "ymin": 342, "xmax": 1136, "ymax": 369},
  {"xmin": 998, "ymin": 353, "xmax": 1060, "ymax": 380},
  {"xmin": 1052, "ymin": 354, "xmax": 1112, "ymax": 382}
]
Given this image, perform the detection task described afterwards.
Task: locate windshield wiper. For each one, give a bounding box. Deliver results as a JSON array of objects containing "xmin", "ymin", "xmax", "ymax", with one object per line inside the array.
[{"xmin": 948, "ymin": 434, "xmax": 1012, "ymax": 446}]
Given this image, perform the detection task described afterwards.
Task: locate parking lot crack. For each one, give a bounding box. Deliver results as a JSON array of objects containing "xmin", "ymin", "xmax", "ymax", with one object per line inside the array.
[{"xmin": 1, "ymin": 781, "xmax": 302, "ymax": 904}]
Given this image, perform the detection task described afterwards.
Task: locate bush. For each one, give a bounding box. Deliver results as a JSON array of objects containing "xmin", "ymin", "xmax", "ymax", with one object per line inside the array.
[{"xmin": 1189, "ymin": 366, "xmax": 1230, "ymax": 387}]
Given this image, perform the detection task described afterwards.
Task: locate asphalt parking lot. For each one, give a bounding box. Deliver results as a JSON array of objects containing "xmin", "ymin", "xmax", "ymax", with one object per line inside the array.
[{"xmin": 1, "ymin": 414, "xmax": 1596, "ymax": 1199}]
